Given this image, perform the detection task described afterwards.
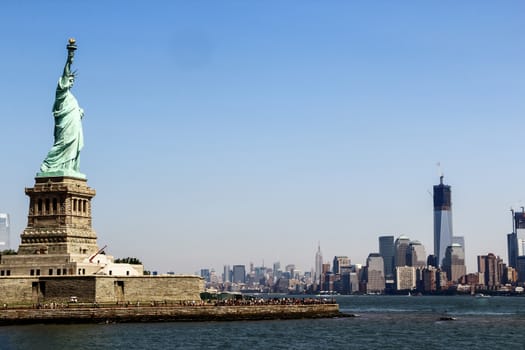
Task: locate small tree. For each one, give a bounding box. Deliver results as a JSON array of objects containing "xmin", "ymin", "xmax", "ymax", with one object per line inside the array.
[
  {"xmin": 114, "ymin": 257, "xmax": 142, "ymax": 265},
  {"xmin": 0, "ymin": 249, "xmax": 17, "ymax": 255}
]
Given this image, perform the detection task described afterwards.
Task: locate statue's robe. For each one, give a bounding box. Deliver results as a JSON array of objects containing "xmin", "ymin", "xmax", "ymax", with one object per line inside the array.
[{"xmin": 40, "ymin": 77, "xmax": 84, "ymax": 173}]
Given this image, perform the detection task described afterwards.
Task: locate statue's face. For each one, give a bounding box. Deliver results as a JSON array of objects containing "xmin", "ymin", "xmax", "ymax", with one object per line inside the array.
[{"xmin": 68, "ymin": 76, "xmax": 75, "ymax": 87}]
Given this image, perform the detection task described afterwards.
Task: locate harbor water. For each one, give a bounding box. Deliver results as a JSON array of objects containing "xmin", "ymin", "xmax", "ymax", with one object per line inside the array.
[{"xmin": 0, "ymin": 295, "xmax": 524, "ymax": 349}]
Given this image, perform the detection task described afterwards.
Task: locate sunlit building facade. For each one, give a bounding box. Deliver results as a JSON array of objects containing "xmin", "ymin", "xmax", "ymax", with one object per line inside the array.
[
  {"xmin": 394, "ymin": 235, "xmax": 410, "ymax": 267},
  {"xmin": 407, "ymin": 240, "xmax": 427, "ymax": 267},
  {"xmin": 365, "ymin": 253, "xmax": 385, "ymax": 294},
  {"xmin": 443, "ymin": 244, "xmax": 466, "ymax": 283},
  {"xmin": 395, "ymin": 266, "xmax": 416, "ymax": 291}
]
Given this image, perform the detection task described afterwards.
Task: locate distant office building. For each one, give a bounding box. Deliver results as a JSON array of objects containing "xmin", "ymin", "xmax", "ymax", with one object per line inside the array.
[
  {"xmin": 232, "ymin": 265, "xmax": 246, "ymax": 284},
  {"xmin": 321, "ymin": 271, "xmax": 335, "ymax": 292},
  {"xmin": 434, "ymin": 176, "xmax": 453, "ymax": 267},
  {"xmin": 477, "ymin": 253, "xmax": 502, "ymax": 289},
  {"xmin": 443, "ymin": 244, "xmax": 466, "ymax": 283},
  {"xmin": 427, "ymin": 254, "xmax": 438, "ymax": 268},
  {"xmin": 285, "ymin": 264, "xmax": 295, "ymax": 279},
  {"xmin": 209, "ymin": 269, "xmax": 219, "ymax": 284},
  {"xmin": 314, "ymin": 243, "xmax": 323, "ymax": 287},
  {"xmin": 516, "ymin": 257, "xmax": 525, "ymax": 283},
  {"xmin": 365, "ymin": 253, "xmax": 385, "ymax": 294},
  {"xmin": 0, "ymin": 213, "xmax": 10, "ymax": 251},
  {"xmin": 395, "ymin": 266, "xmax": 416, "ymax": 291},
  {"xmin": 379, "ymin": 235, "xmax": 395, "ymax": 280},
  {"xmin": 407, "ymin": 241, "xmax": 427, "ymax": 267},
  {"xmin": 507, "ymin": 207, "xmax": 525, "ymax": 274},
  {"xmin": 508, "ymin": 209, "xmax": 525, "ymax": 270},
  {"xmin": 340, "ymin": 272, "xmax": 360, "ymax": 294},
  {"xmin": 200, "ymin": 269, "xmax": 211, "ymax": 282},
  {"xmin": 508, "ymin": 232, "xmax": 518, "ymax": 268},
  {"xmin": 422, "ymin": 267, "xmax": 448, "ymax": 291},
  {"xmin": 516, "ymin": 210, "xmax": 525, "ymax": 256},
  {"xmin": 437, "ymin": 270, "xmax": 448, "ymax": 290},
  {"xmin": 394, "ymin": 235, "xmax": 410, "ymax": 267},
  {"xmin": 223, "ymin": 265, "xmax": 231, "ymax": 283},
  {"xmin": 422, "ymin": 267, "xmax": 437, "ymax": 292},
  {"xmin": 452, "ymin": 236, "xmax": 465, "ymax": 253},
  {"xmin": 349, "ymin": 272, "xmax": 359, "ymax": 293},
  {"xmin": 503, "ymin": 266, "xmax": 518, "ymax": 285},
  {"xmin": 254, "ymin": 266, "xmax": 267, "ymax": 281},
  {"xmin": 333, "ymin": 256, "xmax": 350, "ymax": 275}
]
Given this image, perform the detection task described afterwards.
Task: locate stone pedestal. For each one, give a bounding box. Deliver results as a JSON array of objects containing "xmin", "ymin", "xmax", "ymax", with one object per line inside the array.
[
  {"xmin": 19, "ymin": 176, "xmax": 98, "ymax": 256},
  {"xmin": 0, "ymin": 177, "xmax": 100, "ymax": 277}
]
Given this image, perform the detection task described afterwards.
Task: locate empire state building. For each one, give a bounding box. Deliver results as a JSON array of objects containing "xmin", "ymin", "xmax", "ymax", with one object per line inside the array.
[{"xmin": 314, "ymin": 243, "xmax": 323, "ymax": 288}]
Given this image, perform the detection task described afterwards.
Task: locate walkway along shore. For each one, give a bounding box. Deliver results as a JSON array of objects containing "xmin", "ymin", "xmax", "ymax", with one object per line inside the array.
[{"xmin": 0, "ymin": 302, "xmax": 342, "ymax": 325}]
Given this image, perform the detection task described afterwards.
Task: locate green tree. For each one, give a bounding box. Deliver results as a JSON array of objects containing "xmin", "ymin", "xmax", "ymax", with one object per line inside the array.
[
  {"xmin": 114, "ymin": 257, "xmax": 142, "ymax": 265},
  {"xmin": 0, "ymin": 249, "xmax": 17, "ymax": 255}
]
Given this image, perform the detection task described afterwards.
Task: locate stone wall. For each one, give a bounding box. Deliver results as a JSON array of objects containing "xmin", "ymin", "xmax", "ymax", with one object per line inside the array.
[
  {"xmin": 40, "ymin": 277, "xmax": 96, "ymax": 303},
  {"xmin": 0, "ymin": 277, "xmax": 36, "ymax": 305},
  {"xmin": 103, "ymin": 276, "xmax": 204, "ymax": 303},
  {"xmin": 0, "ymin": 275, "xmax": 204, "ymax": 305}
]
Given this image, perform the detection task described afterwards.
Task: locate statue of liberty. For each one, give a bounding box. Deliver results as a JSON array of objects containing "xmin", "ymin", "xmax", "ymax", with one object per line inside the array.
[{"xmin": 38, "ymin": 38, "xmax": 85, "ymax": 179}]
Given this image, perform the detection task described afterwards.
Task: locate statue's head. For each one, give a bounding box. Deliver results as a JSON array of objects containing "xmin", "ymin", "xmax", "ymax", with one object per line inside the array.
[{"xmin": 68, "ymin": 71, "xmax": 77, "ymax": 87}]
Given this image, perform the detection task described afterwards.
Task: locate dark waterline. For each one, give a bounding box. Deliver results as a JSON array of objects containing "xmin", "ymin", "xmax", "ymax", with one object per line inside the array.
[{"xmin": 1, "ymin": 295, "xmax": 525, "ymax": 349}]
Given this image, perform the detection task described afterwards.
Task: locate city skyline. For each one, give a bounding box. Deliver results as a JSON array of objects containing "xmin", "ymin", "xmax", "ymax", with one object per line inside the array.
[{"xmin": 1, "ymin": 2, "xmax": 524, "ymax": 274}]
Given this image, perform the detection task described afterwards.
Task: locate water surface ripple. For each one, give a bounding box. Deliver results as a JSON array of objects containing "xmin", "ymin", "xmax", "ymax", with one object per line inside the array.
[{"xmin": 1, "ymin": 295, "xmax": 524, "ymax": 349}]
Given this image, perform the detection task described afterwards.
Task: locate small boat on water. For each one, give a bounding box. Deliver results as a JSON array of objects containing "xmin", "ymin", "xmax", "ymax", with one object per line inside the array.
[
  {"xmin": 474, "ymin": 293, "xmax": 491, "ymax": 298},
  {"xmin": 439, "ymin": 316, "xmax": 457, "ymax": 321}
]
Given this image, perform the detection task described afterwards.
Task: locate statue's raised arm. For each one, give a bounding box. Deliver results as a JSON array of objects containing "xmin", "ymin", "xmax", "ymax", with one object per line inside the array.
[
  {"xmin": 38, "ymin": 38, "xmax": 86, "ymax": 179},
  {"xmin": 53, "ymin": 38, "xmax": 76, "ymax": 96}
]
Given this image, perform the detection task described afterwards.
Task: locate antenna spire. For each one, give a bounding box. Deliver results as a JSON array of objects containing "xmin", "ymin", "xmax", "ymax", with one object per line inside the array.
[{"xmin": 437, "ymin": 162, "xmax": 444, "ymax": 184}]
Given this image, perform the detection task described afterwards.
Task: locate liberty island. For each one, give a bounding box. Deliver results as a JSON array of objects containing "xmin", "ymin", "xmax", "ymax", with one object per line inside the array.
[{"xmin": 0, "ymin": 39, "xmax": 339, "ymax": 324}]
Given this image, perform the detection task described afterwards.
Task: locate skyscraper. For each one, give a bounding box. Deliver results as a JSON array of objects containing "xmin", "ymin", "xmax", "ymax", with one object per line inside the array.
[
  {"xmin": 395, "ymin": 266, "xmax": 416, "ymax": 291},
  {"xmin": 365, "ymin": 253, "xmax": 385, "ymax": 294},
  {"xmin": 515, "ymin": 210, "xmax": 525, "ymax": 256},
  {"xmin": 407, "ymin": 240, "xmax": 427, "ymax": 267},
  {"xmin": 508, "ymin": 209, "xmax": 525, "ymax": 268},
  {"xmin": 443, "ymin": 244, "xmax": 466, "ymax": 283},
  {"xmin": 516, "ymin": 256, "xmax": 525, "ymax": 283},
  {"xmin": 379, "ymin": 235, "xmax": 395, "ymax": 280},
  {"xmin": 273, "ymin": 261, "xmax": 281, "ymax": 281},
  {"xmin": 477, "ymin": 253, "xmax": 502, "ymax": 289},
  {"xmin": 394, "ymin": 235, "xmax": 410, "ymax": 267},
  {"xmin": 452, "ymin": 236, "xmax": 465, "ymax": 254},
  {"xmin": 232, "ymin": 265, "xmax": 246, "ymax": 284},
  {"xmin": 434, "ymin": 176, "xmax": 453, "ymax": 267},
  {"xmin": 0, "ymin": 213, "xmax": 10, "ymax": 251},
  {"xmin": 200, "ymin": 268, "xmax": 211, "ymax": 282},
  {"xmin": 332, "ymin": 256, "xmax": 350, "ymax": 275},
  {"xmin": 314, "ymin": 243, "xmax": 323, "ymax": 287},
  {"xmin": 508, "ymin": 232, "xmax": 518, "ymax": 268},
  {"xmin": 223, "ymin": 264, "xmax": 231, "ymax": 283}
]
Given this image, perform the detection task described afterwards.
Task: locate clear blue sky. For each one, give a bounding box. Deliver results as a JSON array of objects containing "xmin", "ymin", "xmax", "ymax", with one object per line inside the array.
[{"xmin": 1, "ymin": 1, "xmax": 524, "ymax": 274}]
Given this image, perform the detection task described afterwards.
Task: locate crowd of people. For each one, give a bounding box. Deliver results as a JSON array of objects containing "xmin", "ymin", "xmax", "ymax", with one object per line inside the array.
[{"xmin": 10, "ymin": 296, "xmax": 335, "ymax": 309}]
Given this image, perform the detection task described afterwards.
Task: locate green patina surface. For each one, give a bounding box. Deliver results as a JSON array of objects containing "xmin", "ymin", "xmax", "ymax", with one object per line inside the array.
[
  {"xmin": 36, "ymin": 169, "xmax": 86, "ymax": 179},
  {"xmin": 39, "ymin": 39, "xmax": 85, "ymax": 180}
]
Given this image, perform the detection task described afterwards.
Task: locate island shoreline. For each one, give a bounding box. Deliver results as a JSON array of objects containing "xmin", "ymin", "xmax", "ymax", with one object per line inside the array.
[{"xmin": 0, "ymin": 303, "xmax": 342, "ymax": 326}]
